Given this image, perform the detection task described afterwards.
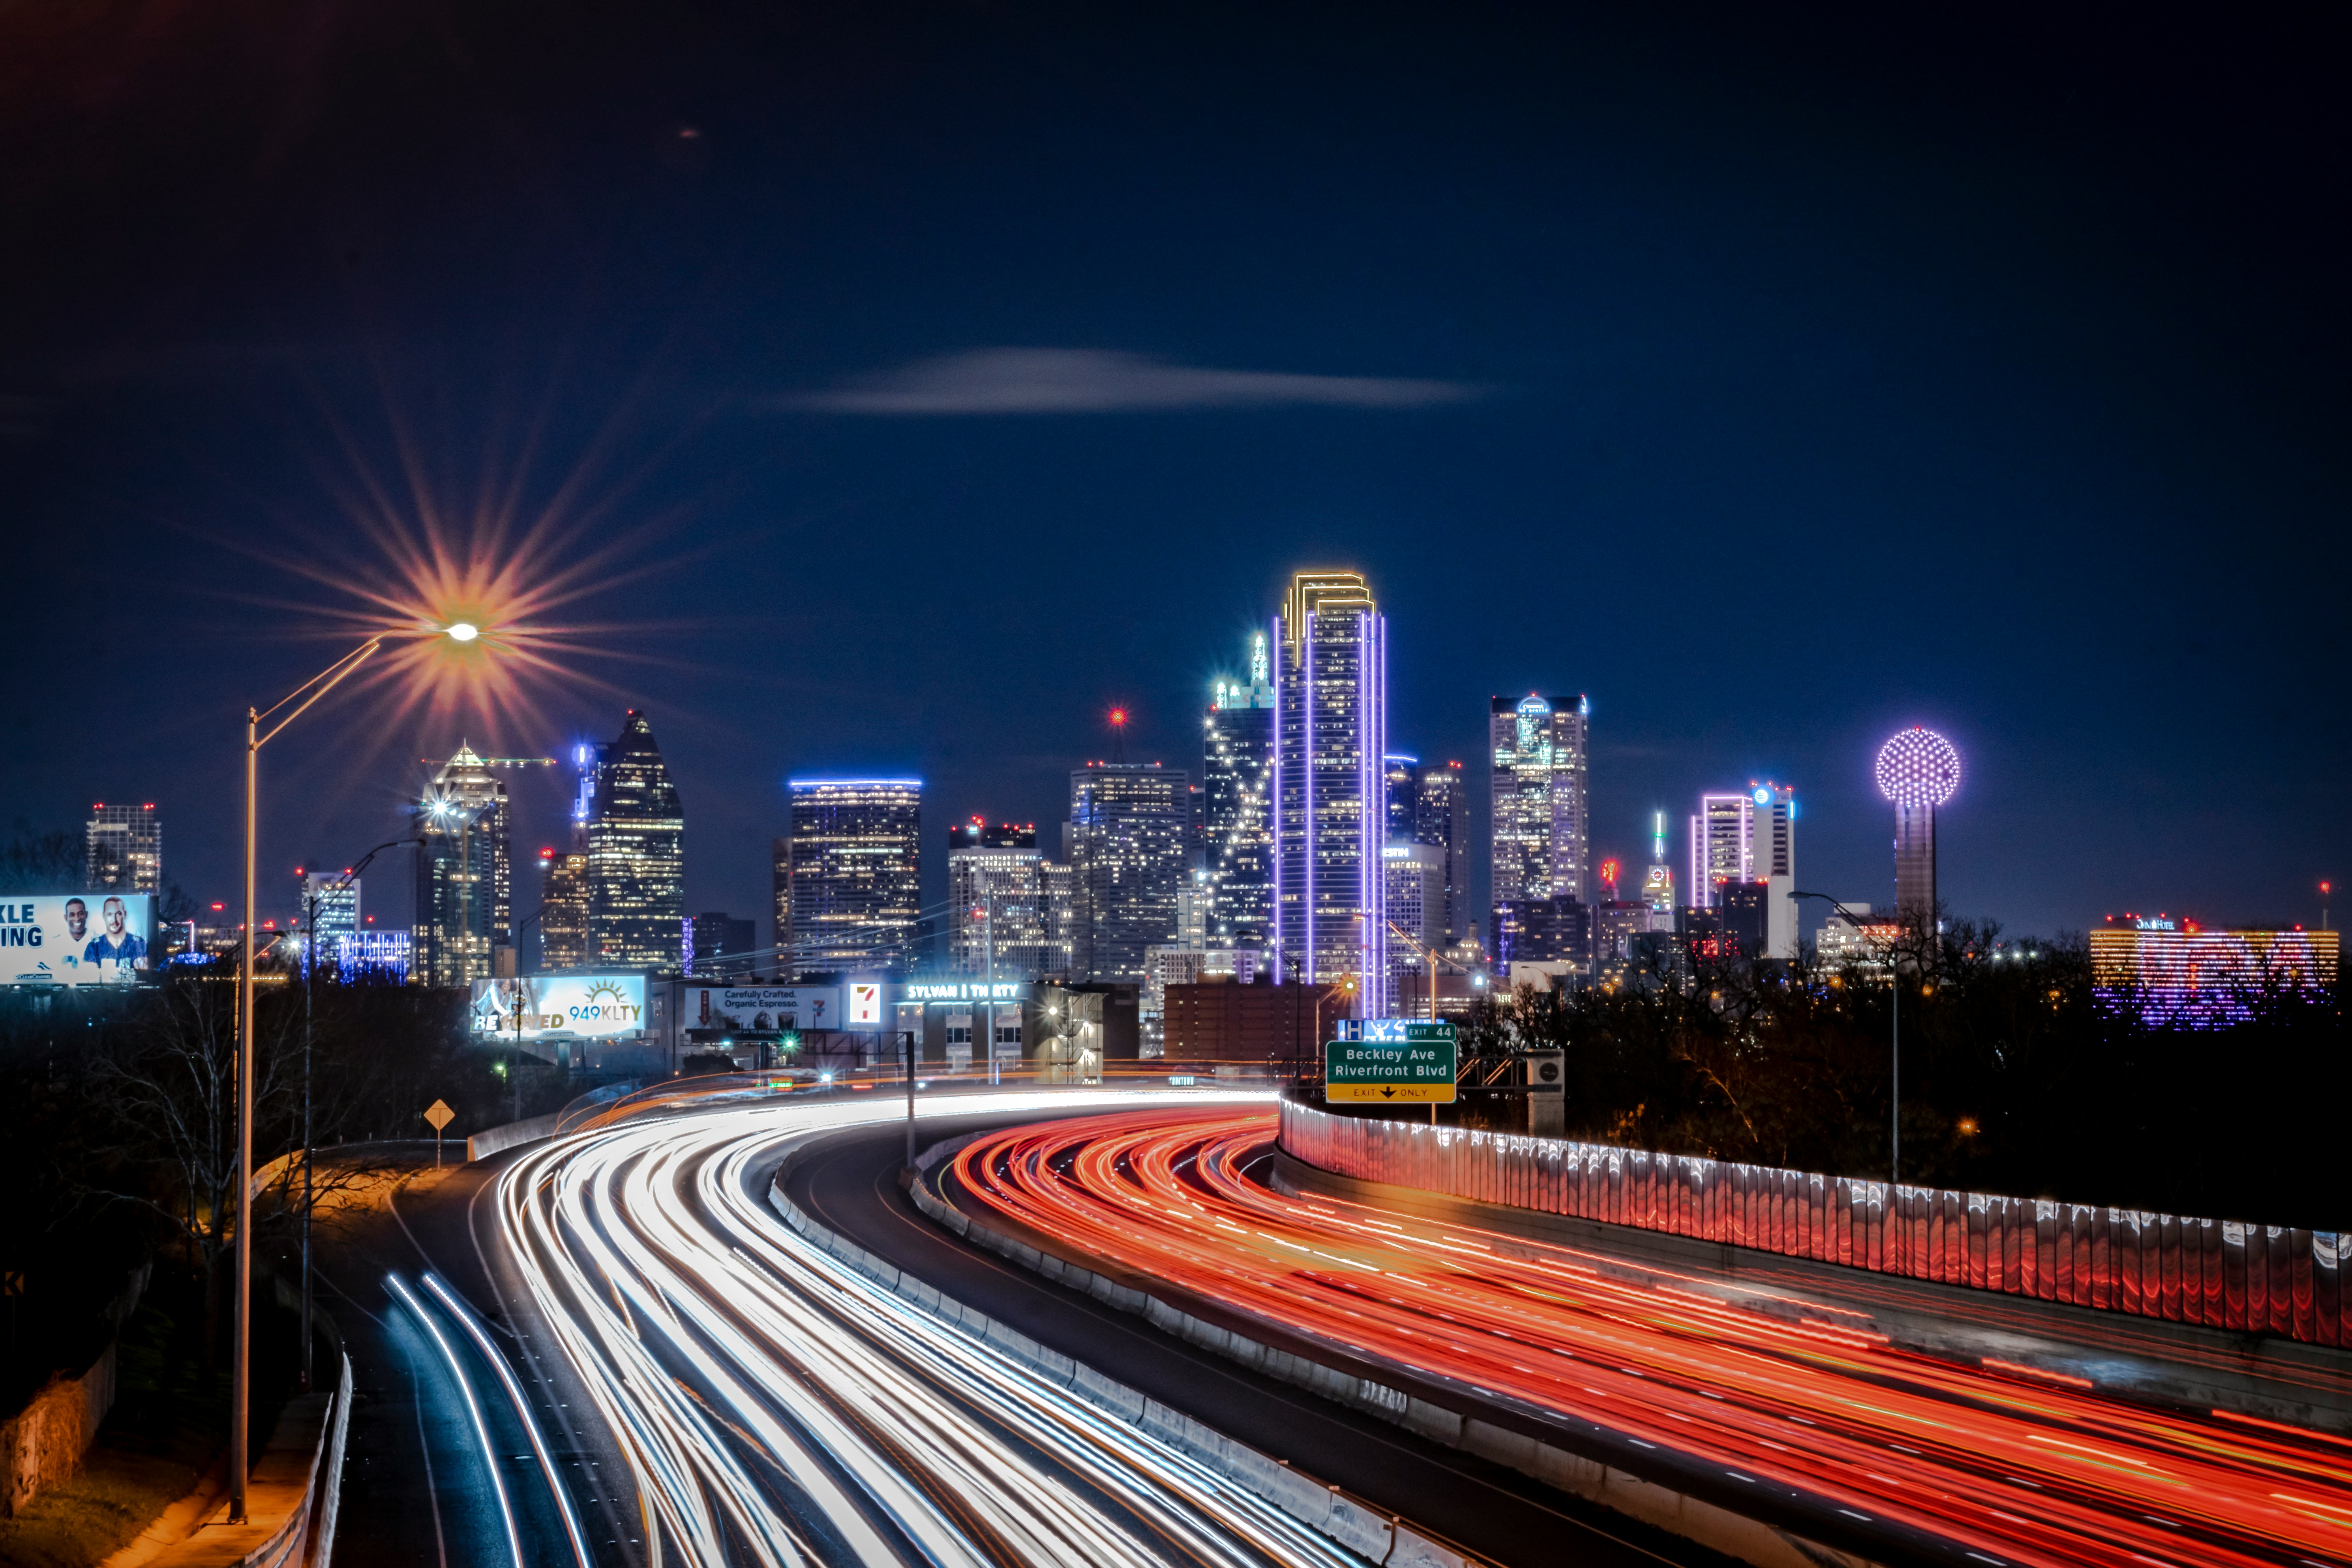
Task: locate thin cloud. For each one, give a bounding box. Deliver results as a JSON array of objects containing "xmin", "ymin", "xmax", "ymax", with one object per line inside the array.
[{"xmin": 782, "ymin": 348, "xmax": 1481, "ymax": 414}]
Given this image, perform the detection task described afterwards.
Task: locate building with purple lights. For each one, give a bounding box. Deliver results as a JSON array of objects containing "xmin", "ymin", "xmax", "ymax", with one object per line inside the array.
[
  {"xmin": 2091, "ymin": 919, "xmax": 2339, "ymax": 1027},
  {"xmin": 1272, "ymin": 570, "xmax": 1387, "ymax": 1015},
  {"xmin": 1875, "ymin": 726, "xmax": 1960, "ymax": 925}
]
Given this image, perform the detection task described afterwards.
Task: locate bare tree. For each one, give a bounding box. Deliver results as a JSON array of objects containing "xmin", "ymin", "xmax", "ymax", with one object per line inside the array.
[{"xmin": 82, "ymin": 979, "xmax": 293, "ymax": 1364}]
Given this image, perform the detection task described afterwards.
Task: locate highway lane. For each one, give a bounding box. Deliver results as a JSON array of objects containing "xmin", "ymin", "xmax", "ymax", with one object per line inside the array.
[
  {"xmin": 485, "ymin": 1086, "xmax": 1425, "ymax": 1567},
  {"xmin": 947, "ymin": 1107, "xmax": 2352, "ymax": 1568},
  {"xmin": 301, "ymin": 1158, "xmax": 643, "ymax": 1568},
  {"xmin": 782, "ymin": 1111, "xmax": 1736, "ymax": 1568}
]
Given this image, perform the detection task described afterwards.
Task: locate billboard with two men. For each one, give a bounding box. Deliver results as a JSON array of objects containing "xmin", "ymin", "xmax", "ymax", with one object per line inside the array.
[{"xmin": 1, "ymin": 894, "xmax": 157, "ymax": 986}]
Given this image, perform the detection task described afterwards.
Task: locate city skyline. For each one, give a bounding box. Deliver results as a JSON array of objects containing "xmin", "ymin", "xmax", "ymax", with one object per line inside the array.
[{"xmin": 3, "ymin": 9, "xmax": 2341, "ymax": 948}]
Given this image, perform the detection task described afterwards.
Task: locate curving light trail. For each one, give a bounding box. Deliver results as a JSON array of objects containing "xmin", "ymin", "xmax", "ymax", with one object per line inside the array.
[
  {"xmin": 490, "ymin": 1088, "xmax": 1381, "ymax": 1568},
  {"xmin": 950, "ymin": 1108, "xmax": 2352, "ymax": 1568}
]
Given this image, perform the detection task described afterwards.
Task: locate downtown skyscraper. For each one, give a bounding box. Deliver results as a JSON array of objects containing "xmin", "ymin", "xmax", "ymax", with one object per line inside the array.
[
  {"xmin": 1489, "ymin": 693, "xmax": 1591, "ymax": 911},
  {"xmin": 947, "ymin": 819, "xmax": 1053, "ymax": 980},
  {"xmin": 779, "ymin": 778, "xmax": 922, "ymax": 975},
  {"xmin": 1202, "ymin": 632, "xmax": 1275, "ymax": 949},
  {"xmin": 1273, "ymin": 570, "xmax": 1386, "ymax": 1013},
  {"xmin": 1067, "ymin": 763, "xmax": 1189, "ymax": 983},
  {"xmin": 412, "ymin": 743, "xmax": 516, "ymax": 988},
  {"xmin": 587, "ymin": 711, "xmax": 686, "ymax": 970}
]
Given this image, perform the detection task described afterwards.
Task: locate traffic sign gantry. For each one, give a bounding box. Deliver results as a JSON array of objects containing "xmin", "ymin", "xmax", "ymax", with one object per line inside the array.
[{"xmin": 1324, "ymin": 1019, "xmax": 1457, "ymax": 1103}]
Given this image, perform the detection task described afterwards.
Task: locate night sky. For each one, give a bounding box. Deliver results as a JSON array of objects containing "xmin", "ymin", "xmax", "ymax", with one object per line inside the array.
[{"xmin": 3, "ymin": 2, "xmax": 2344, "ymax": 947}]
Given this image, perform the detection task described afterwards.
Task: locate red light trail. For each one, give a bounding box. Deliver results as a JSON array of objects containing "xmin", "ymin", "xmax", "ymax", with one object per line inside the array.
[{"xmin": 950, "ymin": 1108, "xmax": 2352, "ymax": 1568}]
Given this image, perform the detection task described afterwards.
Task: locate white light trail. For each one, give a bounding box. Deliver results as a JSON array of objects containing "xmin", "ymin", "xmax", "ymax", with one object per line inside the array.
[
  {"xmin": 388, "ymin": 1272, "xmax": 527, "ymax": 1568},
  {"xmin": 492, "ymin": 1088, "xmax": 1365, "ymax": 1568}
]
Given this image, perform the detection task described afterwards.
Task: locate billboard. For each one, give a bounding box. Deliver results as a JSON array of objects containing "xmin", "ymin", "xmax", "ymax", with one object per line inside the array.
[
  {"xmin": 688, "ymin": 985, "xmax": 839, "ymax": 1033},
  {"xmin": 1, "ymin": 893, "xmax": 156, "ymax": 986},
  {"xmin": 470, "ymin": 974, "xmax": 649, "ymax": 1040}
]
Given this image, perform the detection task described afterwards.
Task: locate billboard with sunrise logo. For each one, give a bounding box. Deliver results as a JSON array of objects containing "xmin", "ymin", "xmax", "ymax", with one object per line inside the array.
[{"xmin": 469, "ymin": 973, "xmax": 649, "ymax": 1040}]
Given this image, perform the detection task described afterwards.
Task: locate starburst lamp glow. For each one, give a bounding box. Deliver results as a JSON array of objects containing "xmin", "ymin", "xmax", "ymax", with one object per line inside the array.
[
  {"xmin": 1875, "ymin": 727, "xmax": 1960, "ymax": 924},
  {"xmin": 445, "ymin": 621, "xmax": 480, "ymax": 642}
]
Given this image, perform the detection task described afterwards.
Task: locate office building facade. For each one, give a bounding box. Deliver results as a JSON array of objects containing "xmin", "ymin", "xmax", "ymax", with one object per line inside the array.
[
  {"xmin": 1204, "ymin": 636, "xmax": 1276, "ymax": 949},
  {"xmin": 1068, "ymin": 763, "xmax": 1189, "ymax": 983},
  {"xmin": 1489, "ymin": 694, "xmax": 1591, "ymax": 936},
  {"xmin": 1414, "ymin": 761, "xmax": 1467, "ymax": 943},
  {"xmin": 86, "ymin": 803, "xmax": 161, "ymax": 895},
  {"xmin": 782, "ymin": 778, "xmax": 922, "ymax": 975},
  {"xmin": 299, "ymin": 870, "xmax": 360, "ymax": 973},
  {"xmin": 1382, "ymin": 840, "xmax": 1447, "ymax": 1002},
  {"xmin": 539, "ymin": 848, "xmax": 590, "ymax": 970},
  {"xmin": 413, "ymin": 775, "xmax": 498, "ymax": 988},
  {"xmin": 1273, "ymin": 571, "xmax": 1387, "ymax": 1012},
  {"xmin": 947, "ymin": 820, "xmax": 1052, "ymax": 980},
  {"xmin": 587, "ymin": 712, "xmax": 686, "ymax": 970},
  {"xmin": 1687, "ymin": 784, "xmax": 1797, "ymax": 958}
]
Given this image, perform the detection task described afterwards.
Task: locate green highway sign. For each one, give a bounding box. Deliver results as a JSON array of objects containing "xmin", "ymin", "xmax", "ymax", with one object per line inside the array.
[{"xmin": 1324, "ymin": 1025, "xmax": 1457, "ymax": 1104}]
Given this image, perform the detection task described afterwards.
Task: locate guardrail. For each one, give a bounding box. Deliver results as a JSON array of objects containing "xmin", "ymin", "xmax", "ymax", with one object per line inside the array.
[
  {"xmin": 151, "ymin": 1351, "xmax": 351, "ymax": 1568},
  {"xmin": 1280, "ymin": 1099, "xmax": 2350, "ymax": 1349}
]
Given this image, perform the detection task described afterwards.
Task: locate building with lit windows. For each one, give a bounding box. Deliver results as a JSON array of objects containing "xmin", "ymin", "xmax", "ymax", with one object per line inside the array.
[
  {"xmin": 947, "ymin": 820, "xmax": 1052, "ymax": 979},
  {"xmin": 1382, "ymin": 841, "xmax": 1446, "ymax": 1001},
  {"xmin": 1689, "ymin": 792, "xmax": 1750, "ymax": 908},
  {"xmin": 86, "ymin": 803, "xmax": 161, "ymax": 895},
  {"xmin": 1041, "ymin": 860, "xmax": 1078, "ymax": 980},
  {"xmin": 2091, "ymin": 918, "xmax": 2339, "ymax": 1026},
  {"xmin": 1684, "ymin": 784, "xmax": 1797, "ymax": 957},
  {"xmin": 1273, "ymin": 570, "xmax": 1387, "ymax": 1013},
  {"xmin": 298, "ymin": 870, "xmax": 360, "ymax": 973},
  {"xmin": 1414, "ymin": 761, "xmax": 1467, "ymax": 943},
  {"xmin": 1204, "ymin": 635, "xmax": 1276, "ymax": 948},
  {"xmin": 413, "ymin": 795, "xmax": 494, "ymax": 987},
  {"xmin": 1492, "ymin": 897, "xmax": 1591, "ymax": 971},
  {"xmin": 585, "ymin": 713, "xmax": 686, "ymax": 970},
  {"xmin": 1383, "ymin": 755, "xmax": 1420, "ymax": 842},
  {"xmin": 539, "ymin": 848, "xmax": 589, "ymax": 970},
  {"xmin": 1489, "ymin": 693, "xmax": 1590, "ymax": 952},
  {"xmin": 1067, "ymin": 763, "xmax": 1189, "ymax": 984},
  {"xmin": 780, "ymin": 778, "xmax": 922, "ymax": 975}
]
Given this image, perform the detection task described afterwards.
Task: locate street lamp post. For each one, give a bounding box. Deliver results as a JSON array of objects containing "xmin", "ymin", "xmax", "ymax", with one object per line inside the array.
[
  {"xmin": 232, "ymin": 636, "xmax": 383, "ymax": 1523},
  {"xmin": 1792, "ymin": 890, "xmax": 1900, "ymax": 1187}
]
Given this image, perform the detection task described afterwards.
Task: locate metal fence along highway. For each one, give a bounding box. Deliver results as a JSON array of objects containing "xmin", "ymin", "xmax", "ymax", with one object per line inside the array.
[{"xmin": 1280, "ymin": 1100, "xmax": 2350, "ymax": 1348}]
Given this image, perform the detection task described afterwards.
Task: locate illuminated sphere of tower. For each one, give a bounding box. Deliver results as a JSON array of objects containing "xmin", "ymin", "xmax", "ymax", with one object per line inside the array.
[{"xmin": 1874, "ymin": 727, "xmax": 1960, "ymax": 809}]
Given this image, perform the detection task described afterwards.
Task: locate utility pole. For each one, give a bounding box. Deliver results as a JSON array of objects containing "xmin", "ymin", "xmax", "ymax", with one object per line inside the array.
[{"xmin": 903, "ymin": 1027, "xmax": 918, "ymax": 1168}]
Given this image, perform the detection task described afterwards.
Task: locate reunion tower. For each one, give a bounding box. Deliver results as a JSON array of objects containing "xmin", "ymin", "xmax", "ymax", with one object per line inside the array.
[{"xmin": 1875, "ymin": 727, "xmax": 1961, "ymax": 925}]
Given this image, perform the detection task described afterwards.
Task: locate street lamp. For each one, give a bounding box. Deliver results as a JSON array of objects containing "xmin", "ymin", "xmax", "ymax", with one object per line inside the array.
[
  {"xmin": 1792, "ymin": 890, "xmax": 1903, "ymax": 1187},
  {"xmin": 232, "ymin": 635, "xmax": 381, "ymax": 1521}
]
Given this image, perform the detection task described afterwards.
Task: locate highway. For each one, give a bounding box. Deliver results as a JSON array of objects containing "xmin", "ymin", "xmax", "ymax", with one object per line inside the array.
[
  {"xmin": 945, "ymin": 1105, "xmax": 2352, "ymax": 1568},
  {"xmin": 467, "ymin": 1086, "xmax": 1460, "ymax": 1568}
]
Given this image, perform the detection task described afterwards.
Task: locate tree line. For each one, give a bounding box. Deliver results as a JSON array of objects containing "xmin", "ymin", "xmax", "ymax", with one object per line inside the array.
[{"xmin": 1443, "ymin": 918, "xmax": 2345, "ymax": 1232}]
